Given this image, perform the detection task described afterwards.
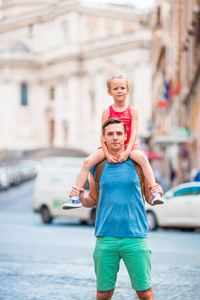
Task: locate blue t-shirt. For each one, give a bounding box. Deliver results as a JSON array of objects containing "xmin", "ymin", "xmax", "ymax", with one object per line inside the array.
[{"xmin": 90, "ymin": 159, "xmax": 148, "ymax": 238}]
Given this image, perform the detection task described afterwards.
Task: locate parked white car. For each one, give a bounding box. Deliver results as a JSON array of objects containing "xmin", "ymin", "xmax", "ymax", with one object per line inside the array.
[
  {"xmin": 33, "ymin": 157, "xmax": 95, "ymax": 225},
  {"xmin": 145, "ymin": 182, "xmax": 200, "ymax": 231},
  {"xmin": 0, "ymin": 167, "xmax": 10, "ymax": 190}
]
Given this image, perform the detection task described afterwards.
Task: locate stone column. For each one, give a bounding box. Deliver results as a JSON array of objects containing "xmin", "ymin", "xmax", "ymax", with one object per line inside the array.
[
  {"xmin": 53, "ymin": 84, "xmax": 65, "ymax": 147},
  {"xmin": 94, "ymin": 72, "xmax": 104, "ymax": 142},
  {"xmin": 133, "ymin": 61, "xmax": 152, "ymax": 138},
  {"xmin": 67, "ymin": 74, "xmax": 80, "ymax": 149},
  {"xmin": 79, "ymin": 74, "xmax": 90, "ymax": 150}
]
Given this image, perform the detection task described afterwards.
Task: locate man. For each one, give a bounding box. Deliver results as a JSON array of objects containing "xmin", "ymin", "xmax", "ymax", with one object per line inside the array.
[{"xmin": 70, "ymin": 118, "xmax": 163, "ymax": 300}]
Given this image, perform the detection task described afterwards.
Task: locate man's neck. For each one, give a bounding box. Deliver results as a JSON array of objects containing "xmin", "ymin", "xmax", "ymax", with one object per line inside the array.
[{"xmin": 109, "ymin": 148, "xmax": 125, "ymax": 160}]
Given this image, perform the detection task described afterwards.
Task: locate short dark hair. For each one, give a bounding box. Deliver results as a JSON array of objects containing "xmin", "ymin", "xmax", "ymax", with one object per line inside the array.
[{"xmin": 102, "ymin": 118, "xmax": 127, "ymax": 135}]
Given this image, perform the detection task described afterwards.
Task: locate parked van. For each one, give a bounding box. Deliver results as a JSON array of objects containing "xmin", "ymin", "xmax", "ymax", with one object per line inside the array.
[{"xmin": 33, "ymin": 157, "xmax": 96, "ymax": 225}]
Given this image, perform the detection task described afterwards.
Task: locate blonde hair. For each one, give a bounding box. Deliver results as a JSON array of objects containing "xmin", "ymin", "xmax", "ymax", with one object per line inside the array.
[{"xmin": 107, "ymin": 75, "xmax": 129, "ymax": 91}]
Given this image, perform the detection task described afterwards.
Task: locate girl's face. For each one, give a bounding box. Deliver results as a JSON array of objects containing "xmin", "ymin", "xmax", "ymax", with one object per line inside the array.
[{"xmin": 108, "ymin": 79, "xmax": 129, "ymax": 102}]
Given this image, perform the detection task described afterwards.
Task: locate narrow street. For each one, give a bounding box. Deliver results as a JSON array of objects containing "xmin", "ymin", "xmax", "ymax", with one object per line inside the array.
[{"xmin": 0, "ymin": 181, "xmax": 200, "ymax": 300}]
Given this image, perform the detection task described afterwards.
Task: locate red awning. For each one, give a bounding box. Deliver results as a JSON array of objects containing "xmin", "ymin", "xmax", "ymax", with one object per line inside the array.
[{"xmin": 147, "ymin": 150, "xmax": 163, "ymax": 160}]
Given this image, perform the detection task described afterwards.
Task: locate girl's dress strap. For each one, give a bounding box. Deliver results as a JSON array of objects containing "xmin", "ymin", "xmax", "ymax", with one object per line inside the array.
[{"xmin": 109, "ymin": 105, "xmax": 113, "ymax": 118}]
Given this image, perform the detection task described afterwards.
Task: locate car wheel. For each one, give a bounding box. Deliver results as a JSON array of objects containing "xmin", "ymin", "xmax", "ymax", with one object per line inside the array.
[
  {"xmin": 80, "ymin": 220, "xmax": 87, "ymax": 226},
  {"xmin": 147, "ymin": 211, "xmax": 157, "ymax": 231},
  {"xmin": 181, "ymin": 227, "xmax": 195, "ymax": 232},
  {"xmin": 41, "ymin": 206, "xmax": 53, "ymax": 224}
]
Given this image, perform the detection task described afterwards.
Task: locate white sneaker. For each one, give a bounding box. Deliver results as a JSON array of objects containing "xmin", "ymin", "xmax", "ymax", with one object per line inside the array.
[
  {"xmin": 152, "ymin": 192, "xmax": 164, "ymax": 205},
  {"xmin": 62, "ymin": 198, "xmax": 82, "ymax": 210}
]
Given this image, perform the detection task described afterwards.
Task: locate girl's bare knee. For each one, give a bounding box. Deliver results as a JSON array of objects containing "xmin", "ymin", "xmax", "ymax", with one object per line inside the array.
[
  {"xmin": 132, "ymin": 151, "xmax": 148, "ymax": 166},
  {"xmin": 140, "ymin": 153, "xmax": 148, "ymax": 166},
  {"xmin": 82, "ymin": 157, "xmax": 91, "ymax": 170}
]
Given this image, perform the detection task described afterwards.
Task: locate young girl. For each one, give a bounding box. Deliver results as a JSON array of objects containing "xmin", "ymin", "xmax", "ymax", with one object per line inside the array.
[{"xmin": 63, "ymin": 75, "xmax": 163, "ymax": 209}]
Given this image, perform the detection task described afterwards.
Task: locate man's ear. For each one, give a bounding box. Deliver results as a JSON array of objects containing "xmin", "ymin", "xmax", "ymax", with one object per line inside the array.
[{"xmin": 102, "ymin": 134, "xmax": 106, "ymax": 143}]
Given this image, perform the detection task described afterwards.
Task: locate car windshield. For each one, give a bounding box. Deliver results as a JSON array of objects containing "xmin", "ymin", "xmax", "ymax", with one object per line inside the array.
[{"xmin": 174, "ymin": 186, "xmax": 200, "ymax": 197}]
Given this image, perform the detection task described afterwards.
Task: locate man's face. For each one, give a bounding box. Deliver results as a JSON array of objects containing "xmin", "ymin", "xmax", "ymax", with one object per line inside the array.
[{"xmin": 102, "ymin": 123, "xmax": 127, "ymax": 152}]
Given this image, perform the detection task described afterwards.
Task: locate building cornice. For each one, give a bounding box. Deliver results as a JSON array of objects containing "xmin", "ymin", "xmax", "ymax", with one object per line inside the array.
[
  {"xmin": 0, "ymin": 60, "xmax": 41, "ymax": 69},
  {"xmin": 0, "ymin": 1, "xmax": 151, "ymax": 33},
  {"xmin": 81, "ymin": 33, "xmax": 151, "ymax": 61},
  {"xmin": 0, "ymin": 37, "xmax": 151, "ymax": 69},
  {"xmin": 1, "ymin": 0, "xmax": 55, "ymax": 9},
  {"xmin": 0, "ymin": 17, "xmax": 152, "ymax": 66}
]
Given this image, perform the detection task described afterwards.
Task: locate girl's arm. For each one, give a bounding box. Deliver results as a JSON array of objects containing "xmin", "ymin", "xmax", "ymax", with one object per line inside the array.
[
  {"xmin": 100, "ymin": 108, "xmax": 118, "ymax": 163},
  {"xmin": 118, "ymin": 107, "xmax": 138, "ymax": 163}
]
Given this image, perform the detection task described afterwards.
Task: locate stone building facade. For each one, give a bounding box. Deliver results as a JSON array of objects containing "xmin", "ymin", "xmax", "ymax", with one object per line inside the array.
[{"xmin": 0, "ymin": 0, "xmax": 153, "ymax": 154}]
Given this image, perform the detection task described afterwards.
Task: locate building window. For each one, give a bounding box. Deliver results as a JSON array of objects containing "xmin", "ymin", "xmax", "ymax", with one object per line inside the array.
[
  {"xmin": 122, "ymin": 22, "xmax": 134, "ymax": 32},
  {"xmin": 105, "ymin": 20, "xmax": 115, "ymax": 37},
  {"xmin": 28, "ymin": 24, "xmax": 34, "ymax": 38},
  {"xmin": 21, "ymin": 83, "xmax": 28, "ymax": 106},
  {"xmin": 156, "ymin": 6, "xmax": 161, "ymax": 26},
  {"xmin": 50, "ymin": 87, "xmax": 55, "ymax": 100},
  {"xmin": 89, "ymin": 89, "xmax": 95, "ymax": 115},
  {"xmin": 86, "ymin": 18, "xmax": 97, "ymax": 41},
  {"xmin": 49, "ymin": 120, "xmax": 55, "ymax": 145},
  {"xmin": 62, "ymin": 21, "xmax": 68, "ymax": 40}
]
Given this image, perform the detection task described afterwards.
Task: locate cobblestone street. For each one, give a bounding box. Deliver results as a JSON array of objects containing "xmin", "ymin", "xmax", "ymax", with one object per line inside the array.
[{"xmin": 0, "ymin": 181, "xmax": 200, "ymax": 300}]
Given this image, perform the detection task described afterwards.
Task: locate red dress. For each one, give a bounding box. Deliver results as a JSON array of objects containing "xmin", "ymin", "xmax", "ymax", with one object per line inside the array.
[{"xmin": 108, "ymin": 105, "xmax": 143, "ymax": 152}]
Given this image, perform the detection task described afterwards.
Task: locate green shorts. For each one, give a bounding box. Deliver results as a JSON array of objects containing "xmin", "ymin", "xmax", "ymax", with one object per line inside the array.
[{"xmin": 93, "ymin": 236, "xmax": 151, "ymax": 292}]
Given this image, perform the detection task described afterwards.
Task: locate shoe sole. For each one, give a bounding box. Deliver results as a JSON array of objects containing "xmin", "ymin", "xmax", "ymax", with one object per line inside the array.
[
  {"xmin": 62, "ymin": 203, "xmax": 82, "ymax": 210},
  {"xmin": 152, "ymin": 199, "xmax": 164, "ymax": 205}
]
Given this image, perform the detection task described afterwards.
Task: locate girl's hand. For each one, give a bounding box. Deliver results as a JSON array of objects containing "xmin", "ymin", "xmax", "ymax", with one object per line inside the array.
[
  {"xmin": 69, "ymin": 186, "xmax": 85, "ymax": 200},
  {"xmin": 118, "ymin": 150, "xmax": 129, "ymax": 163},
  {"xmin": 106, "ymin": 153, "xmax": 118, "ymax": 164},
  {"xmin": 148, "ymin": 183, "xmax": 163, "ymax": 196}
]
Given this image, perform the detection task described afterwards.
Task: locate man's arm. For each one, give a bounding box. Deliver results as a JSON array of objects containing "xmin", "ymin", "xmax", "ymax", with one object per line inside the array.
[
  {"xmin": 144, "ymin": 179, "xmax": 163, "ymax": 205},
  {"xmin": 70, "ymin": 174, "xmax": 98, "ymax": 208},
  {"xmin": 82, "ymin": 174, "xmax": 98, "ymax": 207}
]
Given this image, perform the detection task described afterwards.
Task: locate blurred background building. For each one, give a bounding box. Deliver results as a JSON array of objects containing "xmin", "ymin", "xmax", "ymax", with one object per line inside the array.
[
  {"xmin": 0, "ymin": 0, "xmax": 153, "ymax": 153},
  {"xmin": 150, "ymin": 0, "xmax": 200, "ymax": 185},
  {"xmin": 0, "ymin": 0, "xmax": 200, "ymax": 186}
]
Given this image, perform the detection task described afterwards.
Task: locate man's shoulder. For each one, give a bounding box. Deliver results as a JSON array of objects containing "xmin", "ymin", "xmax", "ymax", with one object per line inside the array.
[
  {"xmin": 90, "ymin": 159, "xmax": 138, "ymax": 177},
  {"xmin": 90, "ymin": 159, "xmax": 108, "ymax": 179}
]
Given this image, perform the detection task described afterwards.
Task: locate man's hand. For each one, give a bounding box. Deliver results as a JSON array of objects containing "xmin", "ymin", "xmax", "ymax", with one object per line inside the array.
[
  {"xmin": 106, "ymin": 153, "xmax": 118, "ymax": 164},
  {"xmin": 118, "ymin": 150, "xmax": 129, "ymax": 163},
  {"xmin": 69, "ymin": 186, "xmax": 85, "ymax": 200}
]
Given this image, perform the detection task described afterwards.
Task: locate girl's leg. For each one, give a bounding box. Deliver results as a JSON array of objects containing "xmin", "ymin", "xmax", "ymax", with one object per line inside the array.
[
  {"xmin": 75, "ymin": 148, "xmax": 105, "ymax": 190},
  {"xmin": 63, "ymin": 149, "xmax": 106, "ymax": 207},
  {"xmin": 129, "ymin": 150, "xmax": 156, "ymax": 187},
  {"xmin": 129, "ymin": 150, "xmax": 163, "ymax": 204}
]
